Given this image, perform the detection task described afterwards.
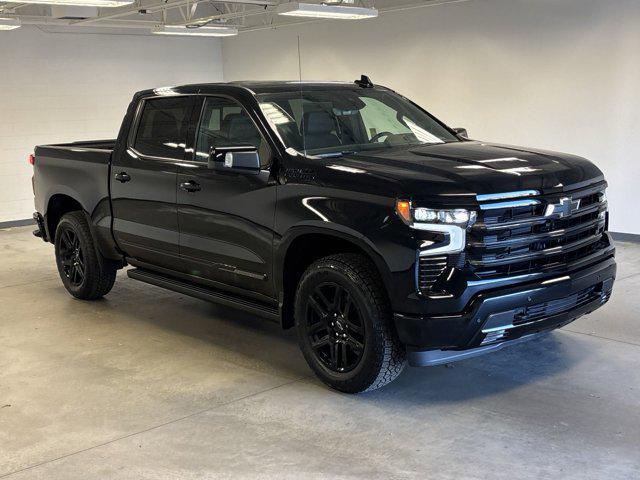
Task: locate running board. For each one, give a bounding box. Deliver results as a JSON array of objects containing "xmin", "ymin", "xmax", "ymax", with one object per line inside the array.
[{"xmin": 127, "ymin": 268, "xmax": 280, "ymax": 322}]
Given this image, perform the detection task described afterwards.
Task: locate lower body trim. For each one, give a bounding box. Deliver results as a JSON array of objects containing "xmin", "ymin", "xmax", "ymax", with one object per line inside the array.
[{"xmin": 407, "ymin": 333, "xmax": 544, "ymax": 367}]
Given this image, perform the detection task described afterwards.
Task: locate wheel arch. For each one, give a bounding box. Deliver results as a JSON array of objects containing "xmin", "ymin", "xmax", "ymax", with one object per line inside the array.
[
  {"xmin": 45, "ymin": 192, "xmax": 86, "ymax": 243},
  {"xmin": 276, "ymin": 223, "xmax": 393, "ymax": 329}
]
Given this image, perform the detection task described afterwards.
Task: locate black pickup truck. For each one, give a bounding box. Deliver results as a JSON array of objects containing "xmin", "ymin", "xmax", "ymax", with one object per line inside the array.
[{"xmin": 32, "ymin": 78, "xmax": 616, "ymax": 392}]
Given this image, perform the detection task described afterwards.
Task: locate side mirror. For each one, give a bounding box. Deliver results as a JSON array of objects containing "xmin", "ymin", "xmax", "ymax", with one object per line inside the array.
[
  {"xmin": 209, "ymin": 145, "xmax": 261, "ymax": 173},
  {"xmin": 453, "ymin": 127, "xmax": 468, "ymax": 139}
]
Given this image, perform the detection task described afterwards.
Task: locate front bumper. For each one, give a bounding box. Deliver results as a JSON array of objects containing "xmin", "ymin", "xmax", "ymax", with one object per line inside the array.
[{"xmin": 394, "ymin": 255, "xmax": 616, "ymax": 366}]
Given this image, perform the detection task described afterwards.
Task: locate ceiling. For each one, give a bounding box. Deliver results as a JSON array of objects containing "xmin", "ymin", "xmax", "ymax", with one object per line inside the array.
[{"xmin": 0, "ymin": 0, "xmax": 469, "ymax": 36}]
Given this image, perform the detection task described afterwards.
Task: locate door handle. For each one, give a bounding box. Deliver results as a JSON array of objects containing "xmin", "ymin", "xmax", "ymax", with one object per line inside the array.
[
  {"xmin": 180, "ymin": 180, "xmax": 201, "ymax": 192},
  {"xmin": 114, "ymin": 171, "xmax": 131, "ymax": 183}
]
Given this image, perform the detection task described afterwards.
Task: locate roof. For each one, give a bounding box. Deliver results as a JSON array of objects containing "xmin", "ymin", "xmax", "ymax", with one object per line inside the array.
[
  {"xmin": 133, "ymin": 80, "xmax": 388, "ymax": 100},
  {"xmin": 227, "ymin": 81, "xmax": 365, "ymax": 94},
  {"xmin": 184, "ymin": 80, "xmax": 383, "ymax": 94}
]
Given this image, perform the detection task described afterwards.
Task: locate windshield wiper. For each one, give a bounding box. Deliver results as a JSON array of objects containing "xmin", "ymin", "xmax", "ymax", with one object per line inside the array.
[{"xmin": 316, "ymin": 150, "xmax": 358, "ymax": 158}]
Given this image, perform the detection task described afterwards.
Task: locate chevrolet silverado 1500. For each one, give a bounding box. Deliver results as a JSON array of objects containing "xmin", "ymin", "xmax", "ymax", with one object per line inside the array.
[{"xmin": 32, "ymin": 78, "xmax": 616, "ymax": 392}]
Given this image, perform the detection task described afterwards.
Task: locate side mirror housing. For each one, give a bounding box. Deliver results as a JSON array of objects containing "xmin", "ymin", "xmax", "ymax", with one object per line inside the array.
[
  {"xmin": 209, "ymin": 145, "xmax": 261, "ymax": 173},
  {"xmin": 453, "ymin": 127, "xmax": 468, "ymax": 139}
]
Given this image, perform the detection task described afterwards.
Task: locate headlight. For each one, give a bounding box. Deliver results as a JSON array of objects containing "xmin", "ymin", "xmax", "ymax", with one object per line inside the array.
[
  {"xmin": 395, "ymin": 200, "xmax": 477, "ymax": 256},
  {"xmin": 396, "ymin": 200, "xmax": 476, "ymax": 228}
]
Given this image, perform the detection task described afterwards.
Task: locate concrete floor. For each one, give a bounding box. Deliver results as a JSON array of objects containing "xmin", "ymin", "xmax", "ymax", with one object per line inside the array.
[{"xmin": 1, "ymin": 226, "xmax": 639, "ymax": 479}]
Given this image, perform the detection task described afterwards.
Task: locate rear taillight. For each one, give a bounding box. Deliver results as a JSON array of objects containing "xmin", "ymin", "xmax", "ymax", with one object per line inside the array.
[{"xmin": 28, "ymin": 154, "xmax": 35, "ymax": 166}]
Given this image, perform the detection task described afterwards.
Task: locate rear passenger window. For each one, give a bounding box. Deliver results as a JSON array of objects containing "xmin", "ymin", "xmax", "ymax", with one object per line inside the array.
[{"xmin": 134, "ymin": 97, "xmax": 194, "ymax": 159}]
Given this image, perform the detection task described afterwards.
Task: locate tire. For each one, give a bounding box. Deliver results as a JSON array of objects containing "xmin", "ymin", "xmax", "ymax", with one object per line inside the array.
[
  {"xmin": 54, "ymin": 211, "xmax": 117, "ymax": 300},
  {"xmin": 295, "ymin": 253, "xmax": 406, "ymax": 393}
]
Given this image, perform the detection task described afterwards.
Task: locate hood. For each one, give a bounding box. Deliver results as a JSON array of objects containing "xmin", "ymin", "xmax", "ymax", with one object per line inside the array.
[{"xmin": 317, "ymin": 141, "xmax": 605, "ymax": 204}]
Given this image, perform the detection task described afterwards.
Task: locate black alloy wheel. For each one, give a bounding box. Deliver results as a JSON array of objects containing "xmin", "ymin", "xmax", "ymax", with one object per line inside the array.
[
  {"xmin": 295, "ymin": 254, "xmax": 406, "ymax": 393},
  {"xmin": 306, "ymin": 282, "xmax": 366, "ymax": 373},
  {"xmin": 57, "ymin": 226, "xmax": 86, "ymax": 287},
  {"xmin": 54, "ymin": 211, "xmax": 117, "ymax": 300}
]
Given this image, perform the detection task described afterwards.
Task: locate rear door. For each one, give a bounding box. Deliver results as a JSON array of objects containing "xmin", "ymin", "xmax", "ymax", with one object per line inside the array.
[
  {"xmin": 177, "ymin": 96, "xmax": 277, "ymax": 299},
  {"xmin": 111, "ymin": 95, "xmax": 197, "ymax": 271}
]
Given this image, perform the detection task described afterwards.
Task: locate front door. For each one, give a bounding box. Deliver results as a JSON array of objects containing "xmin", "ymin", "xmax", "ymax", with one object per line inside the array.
[
  {"xmin": 177, "ymin": 96, "xmax": 277, "ymax": 299},
  {"xmin": 111, "ymin": 95, "xmax": 196, "ymax": 271}
]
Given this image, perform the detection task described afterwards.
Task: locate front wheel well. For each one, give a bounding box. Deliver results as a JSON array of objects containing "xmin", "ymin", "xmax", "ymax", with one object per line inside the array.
[
  {"xmin": 46, "ymin": 194, "xmax": 83, "ymax": 242},
  {"xmin": 280, "ymin": 233, "xmax": 387, "ymax": 329}
]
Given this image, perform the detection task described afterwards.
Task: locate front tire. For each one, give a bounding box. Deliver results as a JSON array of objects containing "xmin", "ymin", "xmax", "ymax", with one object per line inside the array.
[
  {"xmin": 295, "ymin": 254, "xmax": 406, "ymax": 393},
  {"xmin": 54, "ymin": 211, "xmax": 117, "ymax": 300}
]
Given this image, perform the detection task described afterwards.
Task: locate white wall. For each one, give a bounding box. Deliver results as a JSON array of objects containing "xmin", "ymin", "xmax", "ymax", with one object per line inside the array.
[
  {"xmin": 0, "ymin": 27, "xmax": 223, "ymax": 223},
  {"xmin": 223, "ymin": 0, "xmax": 640, "ymax": 235}
]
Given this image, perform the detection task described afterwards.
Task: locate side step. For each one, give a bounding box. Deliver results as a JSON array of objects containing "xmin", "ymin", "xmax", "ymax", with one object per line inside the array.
[{"xmin": 127, "ymin": 268, "xmax": 280, "ymax": 322}]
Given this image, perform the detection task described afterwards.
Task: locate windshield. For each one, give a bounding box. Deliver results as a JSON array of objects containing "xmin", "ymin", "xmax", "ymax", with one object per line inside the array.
[{"xmin": 257, "ymin": 87, "xmax": 459, "ymax": 157}]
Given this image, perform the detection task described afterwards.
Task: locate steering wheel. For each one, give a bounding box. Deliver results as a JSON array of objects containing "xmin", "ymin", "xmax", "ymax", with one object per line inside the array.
[{"xmin": 370, "ymin": 131, "xmax": 394, "ymax": 143}]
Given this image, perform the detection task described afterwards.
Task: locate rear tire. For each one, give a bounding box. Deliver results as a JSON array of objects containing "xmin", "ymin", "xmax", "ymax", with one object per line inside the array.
[
  {"xmin": 295, "ymin": 253, "xmax": 406, "ymax": 393},
  {"xmin": 54, "ymin": 211, "xmax": 117, "ymax": 300}
]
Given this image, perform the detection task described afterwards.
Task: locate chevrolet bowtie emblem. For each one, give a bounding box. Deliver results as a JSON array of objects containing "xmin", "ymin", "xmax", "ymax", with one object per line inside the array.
[{"xmin": 545, "ymin": 197, "xmax": 581, "ymax": 218}]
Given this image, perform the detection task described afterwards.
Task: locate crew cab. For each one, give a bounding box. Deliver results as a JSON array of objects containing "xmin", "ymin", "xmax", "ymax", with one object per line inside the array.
[{"xmin": 32, "ymin": 77, "xmax": 616, "ymax": 392}]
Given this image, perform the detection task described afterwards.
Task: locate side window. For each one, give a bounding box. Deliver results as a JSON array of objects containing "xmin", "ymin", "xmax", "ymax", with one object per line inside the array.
[
  {"xmin": 195, "ymin": 97, "xmax": 270, "ymax": 166},
  {"xmin": 133, "ymin": 96, "xmax": 194, "ymax": 159}
]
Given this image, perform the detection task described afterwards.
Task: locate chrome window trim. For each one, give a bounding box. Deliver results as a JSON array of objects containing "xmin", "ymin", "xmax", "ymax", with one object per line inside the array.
[{"xmin": 125, "ymin": 147, "xmax": 185, "ymax": 165}]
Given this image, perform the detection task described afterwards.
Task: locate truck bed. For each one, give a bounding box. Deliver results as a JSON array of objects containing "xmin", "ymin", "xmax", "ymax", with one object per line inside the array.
[{"xmin": 33, "ymin": 139, "xmax": 115, "ymax": 223}]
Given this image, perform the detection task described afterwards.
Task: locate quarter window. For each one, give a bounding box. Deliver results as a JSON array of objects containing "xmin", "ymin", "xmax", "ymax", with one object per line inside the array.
[{"xmin": 134, "ymin": 97, "xmax": 194, "ymax": 159}]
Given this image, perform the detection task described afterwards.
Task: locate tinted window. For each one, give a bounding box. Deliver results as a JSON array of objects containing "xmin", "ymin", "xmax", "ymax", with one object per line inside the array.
[
  {"xmin": 195, "ymin": 97, "xmax": 270, "ymax": 166},
  {"xmin": 134, "ymin": 97, "xmax": 194, "ymax": 159},
  {"xmin": 257, "ymin": 88, "xmax": 458, "ymax": 156}
]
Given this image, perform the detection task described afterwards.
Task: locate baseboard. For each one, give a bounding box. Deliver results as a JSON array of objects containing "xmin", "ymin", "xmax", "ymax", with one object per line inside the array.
[
  {"xmin": 0, "ymin": 218, "xmax": 34, "ymax": 229},
  {"xmin": 611, "ymin": 232, "xmax": 640, "ymax": 244}
]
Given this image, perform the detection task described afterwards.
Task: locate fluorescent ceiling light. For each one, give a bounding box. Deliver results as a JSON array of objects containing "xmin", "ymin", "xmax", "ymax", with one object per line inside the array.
[
  {"xmin": 14, "ymin": 0, "xmax": 133, "ymax": 6},
  {"xmin": 277, "ymin": 2, "xmax": 378, "ymax": 20},
  {"xmin": 152, "ymin": 25, "xmax": 238, "ymax": 37},
  {"xmin": 0, "ymin": 17, "xmax": 21, "ymax": 30}
]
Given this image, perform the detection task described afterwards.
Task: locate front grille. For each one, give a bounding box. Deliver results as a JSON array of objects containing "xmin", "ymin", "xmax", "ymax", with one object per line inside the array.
[
  {"xmin": 514, "ymin": 285, "xmax": 598, "ymax": 324},
  {"xmin": 468, "ymin": 184, "xmax": 609, "ymax": 279},
  {"xmin": 479, "ymin": 280, "xmax": 613, "ymax": 346}
]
